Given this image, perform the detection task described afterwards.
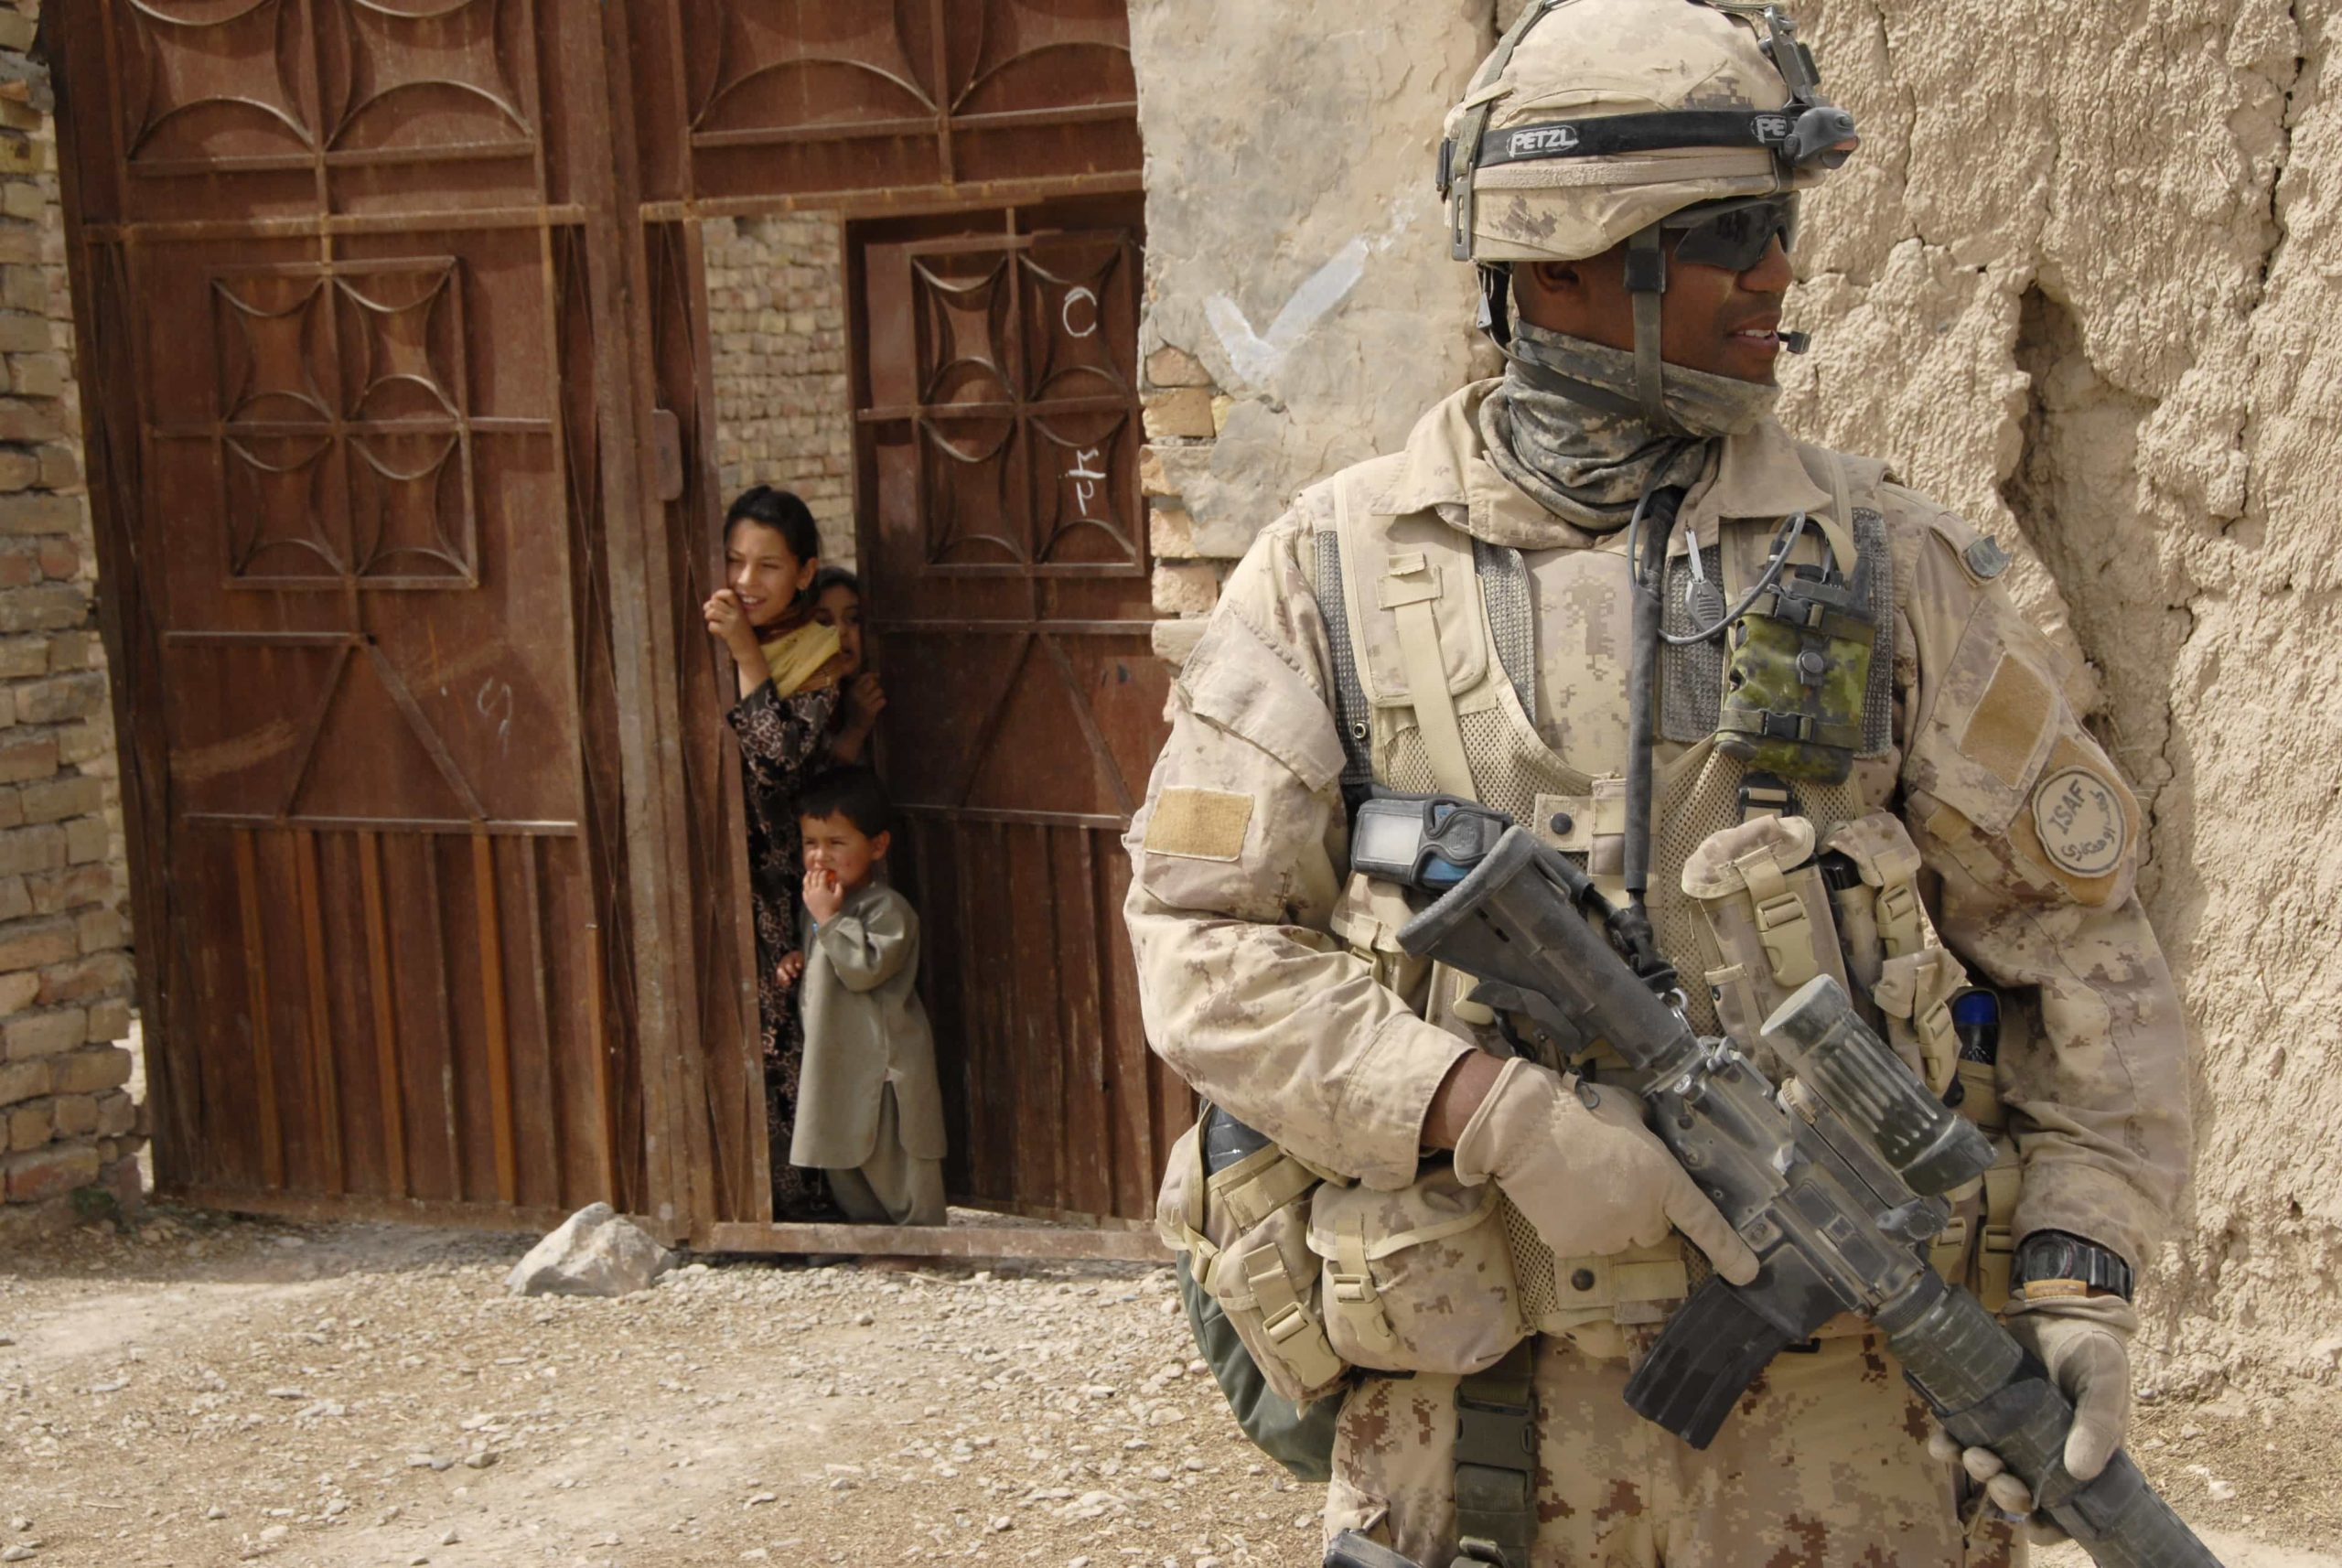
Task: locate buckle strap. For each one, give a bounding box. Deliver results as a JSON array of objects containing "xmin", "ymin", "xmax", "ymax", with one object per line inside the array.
[
  {"xmin": 1714, "ymin": 706, "xmax": 1865, "ymax": 749},
  {"xmin": 1325, "ymin": 1212, "xmax": 1400, "ymax": 1355},
  {"xmin": 1314, "ymin": 527, "xmax": 1376, "ymax": 806},
  {"xmin": 1874, "ymin": 881, "xmax": 1925, "ymax": 959},
  {"xmin": 1452, "ymin": 1337, "xmax": 1537, "ymax": 1568},
  {"xmin": 1244, "ymin": 1244, "xmax": 1347, "ymax": 1391},
  {"xmin": 1380, "ymin": 547, "xmax": 1477, "ymax": 800}
]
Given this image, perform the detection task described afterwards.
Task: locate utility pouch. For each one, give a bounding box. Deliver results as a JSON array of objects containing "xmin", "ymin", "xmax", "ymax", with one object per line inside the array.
[
  {"xmin": 1875, "ymin": 949, "xmax": 1968, "ymax": 1095},
  {"xmin": 1307, "ymin": 1161, "xmax": 1528, "ymax": 1376},
  {"xmin": 1336, "ymin": 872, "xmax": 1502, "ymax": 1037},
  {"xmin": 1715, "ymin": 524, "xmax": 1878, "ymax": 785},
  {"xmin": 1680, "ymin": 813, "xmax": 1851, "ymax": 1047},
  {"xmin": 1157, "ymin": 1121, "xmax": 1349, "ymax": 1409},
  {"xmin": 1823, "ymin": 812, "xmax": 1969, "ymax": 1094}
]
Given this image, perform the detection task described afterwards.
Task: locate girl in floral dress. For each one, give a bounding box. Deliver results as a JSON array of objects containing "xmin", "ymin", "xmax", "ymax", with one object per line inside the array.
[{"xmin": 703, "ymin": 486, "xmax": 847, "ymax": 1220}]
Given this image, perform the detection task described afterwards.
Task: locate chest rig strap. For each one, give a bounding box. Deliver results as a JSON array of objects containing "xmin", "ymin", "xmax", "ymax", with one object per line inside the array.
[
  {"xmin": 1315, "ymin": 528, "xmax": 1379, "ymax": 807},
  {"xmin": 1315, "ymin": 481, "xmax": 1537, "ymax": 810},
  {"xmin": 1380, "ymin": 542, "xmax": 1477, "ymax": 800}
]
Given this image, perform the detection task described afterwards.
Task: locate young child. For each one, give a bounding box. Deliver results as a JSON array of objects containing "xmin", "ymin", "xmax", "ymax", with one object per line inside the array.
[
  {"xmin": 810, "ymin": 565, "xmax": 886, "ymax": 766},
  {"xmin": 781, "ymin": 768, "xmax": 948, "ymax": 1227},
  {"xmin": 703, "ymin": 484, "xmax": 848, "ymax": 1222}
]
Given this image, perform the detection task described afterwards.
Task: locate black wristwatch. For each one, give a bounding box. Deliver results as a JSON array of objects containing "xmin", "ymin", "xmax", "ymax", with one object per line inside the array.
[{"xmin": 2011, "ymin": 1230, "xmax": 2134, "ymax": 1302}]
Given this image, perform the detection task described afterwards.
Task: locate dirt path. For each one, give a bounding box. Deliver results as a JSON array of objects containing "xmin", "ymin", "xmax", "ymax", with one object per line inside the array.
[{"xmin": 1, "ymin": 1211, "xmax": 2333, "ymax": 1567}]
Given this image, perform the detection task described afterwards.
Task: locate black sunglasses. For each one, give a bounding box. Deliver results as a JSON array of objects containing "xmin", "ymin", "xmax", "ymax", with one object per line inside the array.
[{"xmin": 1664, "ymin": 196, "xmax": 1800, "ymax": 273}]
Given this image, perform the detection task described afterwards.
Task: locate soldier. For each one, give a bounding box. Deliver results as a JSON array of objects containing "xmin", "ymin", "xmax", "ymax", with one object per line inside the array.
[{"xmin": 1123, "ymin": 2, "xmax": 2192, "ymax": 1564}]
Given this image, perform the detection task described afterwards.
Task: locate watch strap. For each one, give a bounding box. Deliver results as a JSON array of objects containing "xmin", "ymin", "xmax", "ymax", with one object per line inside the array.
[{"xmin": 2012, "ymin": 1230, "xmax": 2134, "ymax": 1302}]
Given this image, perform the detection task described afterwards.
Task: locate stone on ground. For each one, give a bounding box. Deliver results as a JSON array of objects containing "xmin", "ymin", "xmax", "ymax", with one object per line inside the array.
[{"xmin": 503, "ymin": 1203, "xmax": 671, "ymax": 1298}]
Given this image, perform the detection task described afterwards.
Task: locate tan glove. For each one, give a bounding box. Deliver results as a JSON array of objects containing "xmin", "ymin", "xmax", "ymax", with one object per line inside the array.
[
  {"xmin": 1451, "ymin": 1057, "xmax": 1759, "ymax": 1285},
  {"xmin": 1928, "ymin": 1292, "xmax": 2137, "ymax": 1524}
]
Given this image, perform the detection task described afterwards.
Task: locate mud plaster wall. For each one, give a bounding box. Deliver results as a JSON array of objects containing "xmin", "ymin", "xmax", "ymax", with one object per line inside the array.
[{"xmin": 1131, "ymin": 0, "xmax": 2342, "ymax": 1394}]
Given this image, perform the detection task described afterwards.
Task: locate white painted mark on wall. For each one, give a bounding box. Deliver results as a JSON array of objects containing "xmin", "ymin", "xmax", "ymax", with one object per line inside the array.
[
  {"xmin": 1068, "ymin": 446, "xmax": 1107, "ymax": 518},
  {"xmin": 1061, "ymin": 286, "xmax": 1101, "ymax": 339},
  {"xmin": 1202, "ymin": 204, "xmax": 1418, "ymax": 390},
  {"xmin": 477, "ymin": 677, "xmax": 515, "ymax": 754},
  {"xmin": 1206, "ymin": 236, "xmax": 1371, "ymax": 389}
]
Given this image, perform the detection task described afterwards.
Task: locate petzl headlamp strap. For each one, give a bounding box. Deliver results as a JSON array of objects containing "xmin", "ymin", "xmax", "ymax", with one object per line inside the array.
[
  {"xmin": 1475, "ymin": 103, "xmax": 1859, "ymax": 178},
  {"xmin": 1477, "ymin": 108, "xmax": 1795, "ymax": 168},
  {"xmin": 1440, "ymin": 0, "xmax": 1566, "ymax": 260}
]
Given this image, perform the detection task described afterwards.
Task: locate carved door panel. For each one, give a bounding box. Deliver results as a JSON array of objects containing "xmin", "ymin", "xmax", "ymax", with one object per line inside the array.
[
  {"xmin": 51, "ymin": 4, "xmax": 641, "ymax": 1222},
  {"xmin": 627, "ymin": 0, "xmax": 1142, "ymax": 209},
  {"xmin": 854, "ymin": 200, "xmax": 1185, "ymax": 1223}
]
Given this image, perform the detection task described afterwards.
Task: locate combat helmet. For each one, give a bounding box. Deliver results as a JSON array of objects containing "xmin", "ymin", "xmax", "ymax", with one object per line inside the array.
[{"xmin": 1438, "ymin": 0, "xmax": 1859, "ymax": 418}]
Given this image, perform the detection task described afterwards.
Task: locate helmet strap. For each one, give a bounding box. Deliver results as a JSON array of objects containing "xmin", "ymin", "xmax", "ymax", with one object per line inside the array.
[
  {"xmin": 1477, "ymin": 263, "xmax": 1515, "ymax": 349},
  {"xmin": 1625, "ymin": 226, "xmax": 1670, "ymax": 423},
  {"xmin": 1441, "ymin": 0, "xmax": 1567, "ymax": 259}
]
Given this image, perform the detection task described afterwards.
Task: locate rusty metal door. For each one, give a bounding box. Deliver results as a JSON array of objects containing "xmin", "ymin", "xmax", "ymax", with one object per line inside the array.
[
  {"xmin": 49, "ymin": 5, "xmax": 654, "ymax": 1228},
  {"xmin": 854, "ymin": 201, "xmax": 1182, "ymax": 1224}
]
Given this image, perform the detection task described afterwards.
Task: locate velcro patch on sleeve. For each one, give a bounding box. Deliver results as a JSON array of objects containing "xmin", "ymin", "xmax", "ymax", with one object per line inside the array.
[
  {"xmin": 1959, "ymin": 651, "xmax": 2054, "ymax": 789},
  {"xmin": 1143, "ymin": 787, "xmax": 1255, "ymax": 863}
]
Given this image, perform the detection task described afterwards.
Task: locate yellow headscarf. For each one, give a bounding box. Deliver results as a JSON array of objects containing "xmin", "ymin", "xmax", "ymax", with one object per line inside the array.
[{"xmin": 757, "ymin": 619, "xmax": 843, "ymax": 699}]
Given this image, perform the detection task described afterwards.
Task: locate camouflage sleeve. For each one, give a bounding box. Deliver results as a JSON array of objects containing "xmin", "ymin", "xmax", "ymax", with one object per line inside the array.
[
  {"xmin": 1889, "ymin": 491, "xmax": 2191, "ymax": 1273},
  {"xmin": 1122, "ymin": 502, "xmax": 1469, "ymax": 1191}
]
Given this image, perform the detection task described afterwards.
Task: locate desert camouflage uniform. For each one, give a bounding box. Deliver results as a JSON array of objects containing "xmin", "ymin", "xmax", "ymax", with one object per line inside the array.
[{"xmin": 1123, "ymin": 382, "xmax": 2190, "ymax": 1566}]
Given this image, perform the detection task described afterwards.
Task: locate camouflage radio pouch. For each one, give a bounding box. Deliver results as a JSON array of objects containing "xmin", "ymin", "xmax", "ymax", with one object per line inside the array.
[
  {"xmin": 1714, "ymin": 512, "xmax": 1879, "ymax": 784},
  {"xmin": 1667, "ymin": 449, "xmax": 1896, "ymax": 783}
]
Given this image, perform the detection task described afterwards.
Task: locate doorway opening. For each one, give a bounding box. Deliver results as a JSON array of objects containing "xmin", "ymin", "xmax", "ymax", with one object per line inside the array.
[{"xmin": 698, "ymin": 195, "xmax": 1185, "ymax": 1249}]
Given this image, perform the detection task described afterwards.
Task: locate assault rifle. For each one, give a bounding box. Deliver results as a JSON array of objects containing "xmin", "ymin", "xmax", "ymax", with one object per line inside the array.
[{"xmin": 1340, "ymin": 793, "xmax": 2218, "ymax": 1568}]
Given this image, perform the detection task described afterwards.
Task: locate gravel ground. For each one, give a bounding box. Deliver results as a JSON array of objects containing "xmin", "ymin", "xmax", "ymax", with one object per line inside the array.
[{"xmin": 0, "ymin": 1209, "xmax": 2334, "ymax": 1567}]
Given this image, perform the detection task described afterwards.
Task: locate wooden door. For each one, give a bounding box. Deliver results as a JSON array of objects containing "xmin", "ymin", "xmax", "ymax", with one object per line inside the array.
[
  {"xmin": 854, "ymin": 201, "xmax": 1184, "ymax": 1223},
  {"xmin": 48, "ymin": 0, "xmax": 1163, "ymax": 1244},
  {"xmin": 49, "ymin": 4, "xmax": 650, "ymax": 1227}
]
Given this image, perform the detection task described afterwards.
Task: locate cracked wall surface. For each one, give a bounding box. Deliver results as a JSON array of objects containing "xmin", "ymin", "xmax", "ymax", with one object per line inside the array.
[
  {"xmin": 1129, "ymin": 0, "xmax": 2342, "ymax": 1392},
  {"xmin": 1783, "ymin": 0, "xmax": 2341, "ymax": 1394}
]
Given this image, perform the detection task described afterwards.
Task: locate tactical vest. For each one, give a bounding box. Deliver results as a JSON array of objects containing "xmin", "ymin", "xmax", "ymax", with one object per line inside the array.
[
  {"xmin": 1158, "ymin": 440, "xmax": 2021, "ymax": 1486},
  {"xmin": 1305, "ymin": 439, "xmax": 2017, "ymax": 1327}
]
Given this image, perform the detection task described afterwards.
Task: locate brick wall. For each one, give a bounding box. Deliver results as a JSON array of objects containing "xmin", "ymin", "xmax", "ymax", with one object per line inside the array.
[
  {"xmin": 703, "ymin": 214, "xmax": 856, "ymax": 568},
  {"xmin": 0, "ymin": 4, "xmax": 142, "ymax": 1240},
  {"xmin": 1140, "ymin": 347, "xmax": 1239, "ymax": 664}
]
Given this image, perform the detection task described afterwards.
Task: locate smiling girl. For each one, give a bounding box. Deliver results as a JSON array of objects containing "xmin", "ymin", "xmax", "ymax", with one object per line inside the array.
[{"xmin": 703, "ymin": 485, "xmax": 849, "ymax": 1221}]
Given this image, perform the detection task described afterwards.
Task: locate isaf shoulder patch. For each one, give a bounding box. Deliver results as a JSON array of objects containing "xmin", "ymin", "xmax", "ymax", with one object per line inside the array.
[
  {"xmin": 2032, "ymin": 765, "xmax": 2127, "ymax": 878},
  {"xmin": 1144, "ymin": 787, "xmax": 1255, "ymax": 863}
]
